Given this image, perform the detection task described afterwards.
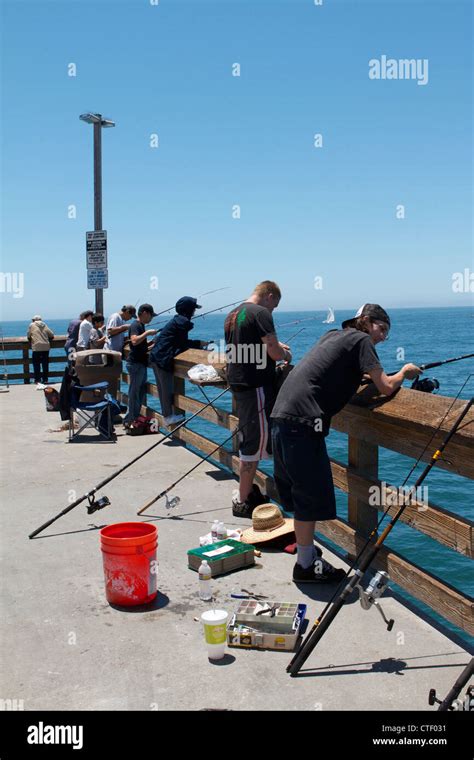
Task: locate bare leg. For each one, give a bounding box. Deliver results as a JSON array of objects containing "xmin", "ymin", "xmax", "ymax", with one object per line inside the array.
[
  {"xmin": 239, "ymin": 460, "xmax": 258, "ymax": 502},
  {"xmin": 294, "ymin": 519, "xmax": 316, "ymax": 546}
]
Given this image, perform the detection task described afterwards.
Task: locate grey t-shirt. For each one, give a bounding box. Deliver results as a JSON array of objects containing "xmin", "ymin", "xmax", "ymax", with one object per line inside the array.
[
  {"xmin": 105, "ymin": 313, "xmax": 127, "ymax": 352},
  {"xmin": 271, "ymin": 328, "xmax": 382, "ymax": 434}
]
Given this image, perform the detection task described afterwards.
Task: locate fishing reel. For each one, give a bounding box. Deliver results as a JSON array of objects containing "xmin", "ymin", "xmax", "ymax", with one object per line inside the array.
[
  {"xmin": 164, "ymin": 494, "xmax": 180, "ymax": 511},
  {"xmin": 356, "ymin": 571, "xmax": 394, "ymax": 631},
  {"xmin": 429, "ymin": 685, "xmax": 474, "ymax": 711},
  {"xmin": 411, "ymin": 377, "xmax": 440, "ymax": 394},
  {"xmin": 87, "ymin": 494, "xmax": 111, "ymax": 515}
]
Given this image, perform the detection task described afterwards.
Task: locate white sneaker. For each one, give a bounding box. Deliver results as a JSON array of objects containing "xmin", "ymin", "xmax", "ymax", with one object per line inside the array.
[{"xmin": 163, "ymin": 414, "xmax": 185, "ymax": 426}]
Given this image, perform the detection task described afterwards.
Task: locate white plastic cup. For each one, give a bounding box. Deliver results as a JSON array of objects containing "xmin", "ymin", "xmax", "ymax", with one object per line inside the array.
[{"xmin": 201, "ymin": 609, "xmax": 228, "ymax": 660}]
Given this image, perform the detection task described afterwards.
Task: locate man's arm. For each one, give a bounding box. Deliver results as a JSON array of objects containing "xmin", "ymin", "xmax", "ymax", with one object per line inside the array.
[
  {"xmin": 262, "ymin": 333, "xmax": 292, "ymax": 363},
  {"xmin": 107, "ymin": 322, "xmax": 129, "ymax": 336},
  {"xmin": 367, "ymin": 364, "xmax": 422, "ymax": 396},
  {"xmin": 130, "ymin": 328, "xmax": 157, "ymax": 346}
]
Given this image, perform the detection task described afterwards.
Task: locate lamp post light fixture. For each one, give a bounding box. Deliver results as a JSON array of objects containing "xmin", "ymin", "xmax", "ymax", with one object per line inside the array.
[{"xmin": 79, "ymin": 113, "xmax": 115, "ymax": 314}]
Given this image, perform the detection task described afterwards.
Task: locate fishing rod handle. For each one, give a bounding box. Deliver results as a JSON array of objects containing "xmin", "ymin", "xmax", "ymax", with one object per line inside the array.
[
  {"xmin": 28, "ymin": 491, "xmax": 93, "ymax": 539},
  {"xmin": 287, "ymin": 576, "xmax": 358, "ymax": 676},
  {"xmin": 437, "ymin": 657, "xmax": 474, "ymax": 711}
]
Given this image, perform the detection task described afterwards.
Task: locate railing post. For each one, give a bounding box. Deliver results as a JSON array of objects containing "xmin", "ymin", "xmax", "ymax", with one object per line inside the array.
[
  {"xmin": 347, "ymin": 436, "xmax": 379, "ymax": 538},
  {"xmin": 22, "ymin": 348, "xmax": 30, "ymax": 384}
]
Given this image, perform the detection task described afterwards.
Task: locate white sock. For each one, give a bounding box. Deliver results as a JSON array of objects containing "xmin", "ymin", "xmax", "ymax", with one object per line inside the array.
[{"xmin": 297, "ymin": 544, "xmax": 315, "ymax": 569}]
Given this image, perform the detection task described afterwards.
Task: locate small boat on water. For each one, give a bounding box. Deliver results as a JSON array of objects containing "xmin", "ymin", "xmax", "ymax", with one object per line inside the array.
[{"xmin": 323, "ymin": 307, "xmax": 335, "ymax": 324}]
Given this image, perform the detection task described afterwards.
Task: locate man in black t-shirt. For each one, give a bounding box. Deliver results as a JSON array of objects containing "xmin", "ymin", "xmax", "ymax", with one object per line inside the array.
[
  {"xmin": 271, "ymin": 303, "xmax": 422, "ymax": 583},
  {"xmin": 224, "ymin": 280, "xmax": 292, "ymax": 517},
  {"xmin": 123, "ymin": 304, "xmax": 158, "ymax": 427}
]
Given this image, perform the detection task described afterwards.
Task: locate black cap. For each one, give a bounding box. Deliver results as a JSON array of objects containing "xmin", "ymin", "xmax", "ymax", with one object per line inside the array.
[
  {"xmin": 342, "ymin": 303, "xmax": 391, "ymax": 330},
  {"xmin": 175, "ymin": 297, "xmax": 202, "ymax": 317},
  {"xmin": 122, "ymin": 305, "xmax": 137, "ymax": 317},
  {"xmin": 138, "ymin": 303, "xmax": 158, "ymax": 317}
]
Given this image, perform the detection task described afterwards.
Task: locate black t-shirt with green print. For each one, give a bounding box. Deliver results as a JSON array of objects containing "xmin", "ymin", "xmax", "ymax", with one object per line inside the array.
[{"xmin": 224, "ymin": 302, "xmax": 276, "ymax": 388}]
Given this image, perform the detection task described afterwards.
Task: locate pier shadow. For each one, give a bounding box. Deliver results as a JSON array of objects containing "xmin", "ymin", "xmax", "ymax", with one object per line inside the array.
[
  {"xmin": 30, "ymin": 524, "xmax": 107, "ymax": 539},
  {"xmin": 292, "ymin": 583, "xmax": 358, "ymax": 605},
  {"xmin": 205, "ymin": 469, "xmax": 235, "ymax": 481},
  {"xmin": 296, "ymin": 652, "xmax": 469, "ymax": 679},
  {"xmin": 109, "ymin": 591, "xmax": 170, "ymax": 613}
]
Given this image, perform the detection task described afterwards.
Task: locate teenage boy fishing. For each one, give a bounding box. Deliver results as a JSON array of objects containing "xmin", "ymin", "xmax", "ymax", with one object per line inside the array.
[
  {"xmin": 225, "ymin": 280, "xmax": 292, "ymax": 517},
  {"xmin": 149, "ymin": 296, "xmax": 209, "ymax": 428},
  {"xmin": 271, "ymin": 303, "xmax": 422, "ymax": 583}
]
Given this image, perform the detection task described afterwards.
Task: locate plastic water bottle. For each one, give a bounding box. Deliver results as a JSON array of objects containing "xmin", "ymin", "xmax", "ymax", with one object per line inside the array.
[
  {"xmin": 217, "ymin": 521, "xmax": 227, "ymax": 541},
  {"xmin": 211, "ymin": 520, "xmax": 219, "ymax": 541},
  {"xmin": 198, "ymin": 559, "xmax": 212, "ymax": 601}
]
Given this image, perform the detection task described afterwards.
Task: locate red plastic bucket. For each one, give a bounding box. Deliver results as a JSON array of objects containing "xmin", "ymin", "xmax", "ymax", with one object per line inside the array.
[{"xmin": 100, "ymin": 522, "xmax": 158, "ymax": 606}]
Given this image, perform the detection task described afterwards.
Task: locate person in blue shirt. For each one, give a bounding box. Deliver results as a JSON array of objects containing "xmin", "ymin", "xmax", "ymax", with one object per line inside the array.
[{"xmin": 149, "ymin": 297, "xmax": 209, "ymax": 427}]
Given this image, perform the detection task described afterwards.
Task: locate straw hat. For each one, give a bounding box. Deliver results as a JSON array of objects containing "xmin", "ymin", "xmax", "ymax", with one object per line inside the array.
[{"xmin": 241, "ymin": 503, "xmax": 294, "ymax": 545}]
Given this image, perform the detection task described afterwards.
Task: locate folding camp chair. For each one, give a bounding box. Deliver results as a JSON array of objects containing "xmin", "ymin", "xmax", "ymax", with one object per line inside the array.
[{"xmin": 68, "ymin": 381, "xmax": 116, "ymax": 442}]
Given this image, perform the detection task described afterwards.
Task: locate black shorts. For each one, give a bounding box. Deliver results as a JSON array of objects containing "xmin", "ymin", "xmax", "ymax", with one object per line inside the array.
[
  {"xmin": 271, "ymin": 419, "xmax": 336, "ymax": 522},
  {"xmin": 232, "ymin": 385, "xmax": 276, "ymax": 462}
]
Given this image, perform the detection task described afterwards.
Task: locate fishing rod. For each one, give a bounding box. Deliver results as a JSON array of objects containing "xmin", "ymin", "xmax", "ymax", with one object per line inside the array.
[
  {"xmin": 151, "ymin": 299, "xmax": 245, "ymax": 329},
  {"xmin": 287, "ymin": 387, "xmax": 474, "ymax": 676},
  {"xmin": 136, "ymin": 407, "xmax": 245, "ymax": 516},
  {"xmin": 361, "ymin": 352, "xmax": 474, "ymax": 393},
  {"xmin": 284, "ymin": 327, "xmax": 306, "ymax": 344},
  {"xmin": 276, "ymin": 315, "xmax": 321, "ymax": 330},
  {"xmin": 429, "ymin": 657, "xmax": 474, "ymax": 711},
  {"xmin": 150, "ymin": 288, "xmax": 231, "ymax": 323},
  {"xmin": 28, "ymin": 387, "xmax": 230, "ymax": 539}
]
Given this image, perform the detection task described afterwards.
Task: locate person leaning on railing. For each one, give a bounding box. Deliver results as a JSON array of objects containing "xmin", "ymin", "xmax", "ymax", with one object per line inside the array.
[
  {"xmin": 149, "ymin": 296, "xmax": 209, "ymax": 428},
  {"xmin": 27, "ymin": 315, "xmax": 55, "ymax": 385},
  {"xmin": 271, "ymin": 303, "xmax": 422, "ymax": 585}
]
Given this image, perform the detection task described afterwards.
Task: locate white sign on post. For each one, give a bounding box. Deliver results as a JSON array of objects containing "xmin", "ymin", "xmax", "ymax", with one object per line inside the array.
[
  {"xmin": 87, "ymin": 269, "xmax": 108, "ymax": 290},
  {"xmin": 86, "ymin": 230, "xmax": 108, "ymax": 269}
]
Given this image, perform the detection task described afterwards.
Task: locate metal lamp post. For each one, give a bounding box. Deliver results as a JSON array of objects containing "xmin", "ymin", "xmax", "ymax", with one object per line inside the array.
[{"xmin": 79, "ymin": 113, "xmax": 115, "ymax": 314}]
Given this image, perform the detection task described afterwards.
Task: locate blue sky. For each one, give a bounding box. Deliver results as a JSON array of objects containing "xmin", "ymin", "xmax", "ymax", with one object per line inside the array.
[{"xmin": 1, "ymin": 0, "xmax": 472, "ymax": 320}]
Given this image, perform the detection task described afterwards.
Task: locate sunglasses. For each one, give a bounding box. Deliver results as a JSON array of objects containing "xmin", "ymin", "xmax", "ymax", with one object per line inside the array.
[{"xmin": 373, "ymin": 321, "xmax": 390, "ymax": 338}]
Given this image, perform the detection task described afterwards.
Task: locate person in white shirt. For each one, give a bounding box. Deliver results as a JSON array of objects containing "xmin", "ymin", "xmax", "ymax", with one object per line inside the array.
[
  {"xmin": 105, "ymin": 305, "xmax": 136, "ymax": 354},
  {"xmin": 76, "ymin": 311, "xmax": 94, "ymax": 351}
]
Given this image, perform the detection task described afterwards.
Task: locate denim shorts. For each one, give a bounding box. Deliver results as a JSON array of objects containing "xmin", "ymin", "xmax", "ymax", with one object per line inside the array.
[{"xmin": 271, "ymin": 419, "xmax": 336, "ymax": 522}]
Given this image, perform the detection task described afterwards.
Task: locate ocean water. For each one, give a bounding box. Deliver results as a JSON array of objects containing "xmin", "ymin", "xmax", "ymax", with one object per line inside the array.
[{"xmin": 1, "ymin": 306, "xmax": 473, "ymax": 646}]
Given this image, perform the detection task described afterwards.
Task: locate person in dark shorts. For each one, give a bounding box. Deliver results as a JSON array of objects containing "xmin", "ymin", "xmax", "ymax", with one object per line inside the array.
[
  {"xmin": 271, "ymin": 303, "xmax": 422, "ymax": 583},
  {"xmin": 224, "ymin": 281, "xmax": 292, "ymax": 517}
]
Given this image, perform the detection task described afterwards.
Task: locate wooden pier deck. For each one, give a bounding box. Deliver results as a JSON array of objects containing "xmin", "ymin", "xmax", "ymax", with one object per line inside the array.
[{"xmin": 0, "ymin": 383, "xmax": 471, "ymax": 711}]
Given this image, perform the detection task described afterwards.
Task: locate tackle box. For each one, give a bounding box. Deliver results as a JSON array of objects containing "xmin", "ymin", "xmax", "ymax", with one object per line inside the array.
[
  {"xmin": 227, "ymin": 602, "xmax": 307, "ymax": 651},
  {"xmin": 187, "ymin": 539, "xmax": 255, "ymax": 576},
  {"xmin": 234, "ymin": 600, "xmax": 301, "ymax": 632}
]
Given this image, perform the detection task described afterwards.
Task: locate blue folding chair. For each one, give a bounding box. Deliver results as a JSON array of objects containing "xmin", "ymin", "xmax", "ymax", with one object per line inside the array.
[{"xmin": 69, "ymin": 381, "xmax": 116, "ymax": 442}]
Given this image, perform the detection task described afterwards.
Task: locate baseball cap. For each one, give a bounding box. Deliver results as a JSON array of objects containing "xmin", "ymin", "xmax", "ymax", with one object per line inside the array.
[
  {"xmin": 122, "ymin": 305, "xmax": 137, "ymax": 317},
  {"xmin": 138, "ymin": 303, "xmax": 158, "ymax": 317},
  {"xmin": 175, "ymin": 297, "xmax": 202, "ymax": 315},
  {"xmin": 342, "ymin": 303, "xmax": 391, "ymax": 330}
]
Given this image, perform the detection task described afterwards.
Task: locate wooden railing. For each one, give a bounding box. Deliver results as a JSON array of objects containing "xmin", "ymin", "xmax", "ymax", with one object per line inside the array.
[
  {"xmin": 1, "ymin": 336, "xmax": 67, "ymax": 383},
  {"xmin": 2, "ymin": 338, "xmax": 473, "ymax": 637}
]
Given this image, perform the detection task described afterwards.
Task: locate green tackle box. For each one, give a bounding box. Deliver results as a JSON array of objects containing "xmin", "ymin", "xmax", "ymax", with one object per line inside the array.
[{"xmin": 187, "ymin": 539, "xmax": 255, "ymax": 576}]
